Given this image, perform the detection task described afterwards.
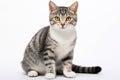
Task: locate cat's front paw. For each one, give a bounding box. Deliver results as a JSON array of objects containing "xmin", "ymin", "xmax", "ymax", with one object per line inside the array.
[
  {"xmin": 63, "ymin": 71, "xmax": 76, "ymax": 78},
  {"xmin": 45, "ymin": 73, "xmax": 56, "ymax": 79}
]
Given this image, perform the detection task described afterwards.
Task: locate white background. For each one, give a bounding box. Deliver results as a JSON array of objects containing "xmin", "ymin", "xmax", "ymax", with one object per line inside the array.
[{"xmin": 0, "ymin": 0, "xmax": 120, "ymax": 80}]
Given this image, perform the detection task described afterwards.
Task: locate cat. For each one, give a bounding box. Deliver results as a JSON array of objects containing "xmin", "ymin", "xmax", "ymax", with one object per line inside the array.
[{"xmin": 21, "ymin": 1, "xmax": 102, "ymax": 79}]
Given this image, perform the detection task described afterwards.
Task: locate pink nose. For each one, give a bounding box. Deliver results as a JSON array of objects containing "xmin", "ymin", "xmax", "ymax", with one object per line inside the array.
[{"xmin": 61, "ymin": 23, "xmax": 65, "ymax": 27}]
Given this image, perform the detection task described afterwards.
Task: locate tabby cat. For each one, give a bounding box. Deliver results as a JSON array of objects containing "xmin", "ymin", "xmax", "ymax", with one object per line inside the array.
[{"xmin": 21, "ymin": 1, "xmax": 101, "ymax": 79}]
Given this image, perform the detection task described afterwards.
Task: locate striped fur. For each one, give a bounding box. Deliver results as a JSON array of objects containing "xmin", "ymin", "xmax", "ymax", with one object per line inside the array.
[
  {"xmin": 72, "ymin": 64, "xmax": 101, "ymax": 74},
  {"xmin": 21, "ymin": 1, "xmax": 102, "ymax": 79},
  {"xmin": 21, "ymin": 26, "xmax": 101, "ymax": 76}
]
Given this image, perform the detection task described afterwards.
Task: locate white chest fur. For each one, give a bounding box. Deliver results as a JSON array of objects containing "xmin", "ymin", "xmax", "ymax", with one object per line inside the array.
[
  {"xmin": 49, "ymin": 26, "xmax": 77, "ymax": 60},
  {"xmin": 55, "ymin": 43, "xmax": 74, "ymax": 60}
]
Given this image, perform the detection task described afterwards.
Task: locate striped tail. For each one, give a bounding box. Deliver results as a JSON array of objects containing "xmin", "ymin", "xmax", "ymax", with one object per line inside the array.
[{"xmin": 72, "ymin": 64, "xmax": 102, "ymax": 74}]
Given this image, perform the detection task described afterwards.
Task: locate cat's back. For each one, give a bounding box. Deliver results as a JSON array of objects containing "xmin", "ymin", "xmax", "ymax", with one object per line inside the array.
[
  {"xmin": 24, "ymin": 26, "xmax": 50, "ymax": 56},
  {"xmin": 33, "ymin": 26, "xmax": 50, "ymax": 41},
  {"xmin": 21, "ymin": 26, "xmax": 50, "ymax": 72}
]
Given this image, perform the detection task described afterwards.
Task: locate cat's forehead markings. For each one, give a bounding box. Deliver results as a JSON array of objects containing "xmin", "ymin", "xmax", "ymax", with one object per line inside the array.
[{"xmin": 58, "ymin": 7, "xmax": 68, "ymax": 16}]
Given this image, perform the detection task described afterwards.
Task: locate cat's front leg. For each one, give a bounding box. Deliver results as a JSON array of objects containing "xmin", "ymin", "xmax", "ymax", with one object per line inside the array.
[
  {"xmin": 62, "ymin": 55, "xmax": 76, "ymax": 78},
  {"xmin": 43, "ymin": 49, "xmax": 56, "ymax": 79}
]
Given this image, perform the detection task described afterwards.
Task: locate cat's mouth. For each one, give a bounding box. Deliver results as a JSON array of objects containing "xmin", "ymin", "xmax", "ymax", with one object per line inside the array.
[
  {"xmin": 60, "ymin": 25, "xmax": 66, "ymax": 29},
  {"xmin": 61, "ymin": 27, "xmax": 65, "ymax": 29}
]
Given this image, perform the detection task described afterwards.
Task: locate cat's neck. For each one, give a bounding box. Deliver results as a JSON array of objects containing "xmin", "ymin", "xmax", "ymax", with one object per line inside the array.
[{"xmin": 49, "ymin": 26, "xmax": 77, "ymax": 43}]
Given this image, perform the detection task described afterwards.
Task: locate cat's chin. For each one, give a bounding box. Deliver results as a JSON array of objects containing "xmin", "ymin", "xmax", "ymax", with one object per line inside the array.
[
  {"xmin": 50, "ymin": 25, "xmax": 75, "ymax": 32},
  {"xmin": 52, "ymin": 27, "xmax": 72, "ymax": 32}
]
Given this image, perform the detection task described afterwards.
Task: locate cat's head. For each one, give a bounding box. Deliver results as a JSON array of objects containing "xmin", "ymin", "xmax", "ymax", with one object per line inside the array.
[{"xmin": 49, "ymin": 1, "xmax": 78, "ymax": 31}]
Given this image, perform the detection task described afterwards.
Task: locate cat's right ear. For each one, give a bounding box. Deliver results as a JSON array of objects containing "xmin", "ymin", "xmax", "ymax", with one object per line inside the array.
[
  {"xmin": 49, "ymin": 1, "xmax": 58, "ymax": 13},
  {"xmin": 69, "ymin": 1, "xmax": 78, "ymax": 14}
]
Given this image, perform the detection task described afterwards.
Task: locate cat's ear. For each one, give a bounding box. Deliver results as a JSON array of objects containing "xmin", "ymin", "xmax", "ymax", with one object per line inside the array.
[
  {"xmin": 49, "ymin": 1, "xmax": 58, "ymax": 13},
  {"xmin": 69, "ymin": 1, "xmax": 78, "ymax": 14}
]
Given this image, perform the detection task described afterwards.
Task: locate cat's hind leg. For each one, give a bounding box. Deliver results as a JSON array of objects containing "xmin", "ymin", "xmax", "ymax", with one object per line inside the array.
[
  {"xmin": 27, "ymin": 70, "xmax": 38, "ymax": 77},
  {"xmin": 21, "ymin": 60, "xmax": 45, "ymax": 77}
]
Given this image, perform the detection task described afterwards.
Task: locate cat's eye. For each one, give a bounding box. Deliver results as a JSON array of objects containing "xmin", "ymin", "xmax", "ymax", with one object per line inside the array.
[
  {"xmin": 54, "ymin": 16, "xmax": 60, "ymax": 21},
  {"xmin": 66, "ymin": 17, "xmax": 71, "ymax": 21}
]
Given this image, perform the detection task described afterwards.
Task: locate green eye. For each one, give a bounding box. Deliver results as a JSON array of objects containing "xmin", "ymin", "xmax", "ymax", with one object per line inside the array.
[
  {"xmin": 54, "ymin": 16, "xmax": 60, "ymax": 21},
  {"xmin": 66, "ymin": 17, "xmax": 71, "ymax": 21}
]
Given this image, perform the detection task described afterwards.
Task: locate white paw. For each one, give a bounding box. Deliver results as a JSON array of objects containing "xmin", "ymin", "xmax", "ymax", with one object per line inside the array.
[
  {"xmin": 45, "ymin": 73, "xmax": 56, "ymax": 79},
  {"xmin": 27, "ymin": 71, "xmax": 38, "ymax": 77},
  {"xmin": 63, "ymin": 71, "xmax": 76, "ymax": 78}
]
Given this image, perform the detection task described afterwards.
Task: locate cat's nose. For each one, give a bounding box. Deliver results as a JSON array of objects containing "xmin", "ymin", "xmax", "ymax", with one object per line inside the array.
[{"xmin": 61, "ymin": 23, "xmax": 65, "ymax": 27}]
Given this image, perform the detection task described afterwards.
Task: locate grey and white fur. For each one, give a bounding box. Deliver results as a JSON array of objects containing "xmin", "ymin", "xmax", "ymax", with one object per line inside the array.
[{"xmin": 21, "ymin": 1, "xmax": 101, "ymax": 79}]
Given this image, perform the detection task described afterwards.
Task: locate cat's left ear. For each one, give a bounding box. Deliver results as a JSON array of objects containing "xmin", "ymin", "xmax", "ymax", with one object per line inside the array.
[
  {"xmin": 69, "ymin": 1, "xmax": 78, "ymax": 14},
  {"xmin": 49, "ymin": 1, "xmax": 58, "ymax": 13}
]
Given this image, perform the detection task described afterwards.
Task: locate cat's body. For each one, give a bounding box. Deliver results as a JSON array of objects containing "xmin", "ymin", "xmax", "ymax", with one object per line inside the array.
[
  {"xmin": 21, "ymin": 1, "xmax": 101, "ymax": 79},
  {"xmin": 22, "ymin": 26, "xmax": 76, "ymax": 74}
]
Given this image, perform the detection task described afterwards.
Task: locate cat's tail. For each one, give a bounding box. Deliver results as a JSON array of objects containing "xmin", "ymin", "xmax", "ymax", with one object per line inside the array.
[{"xmin": 72, "ymin": 64, "xmax": 102, "ymax": 74}]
